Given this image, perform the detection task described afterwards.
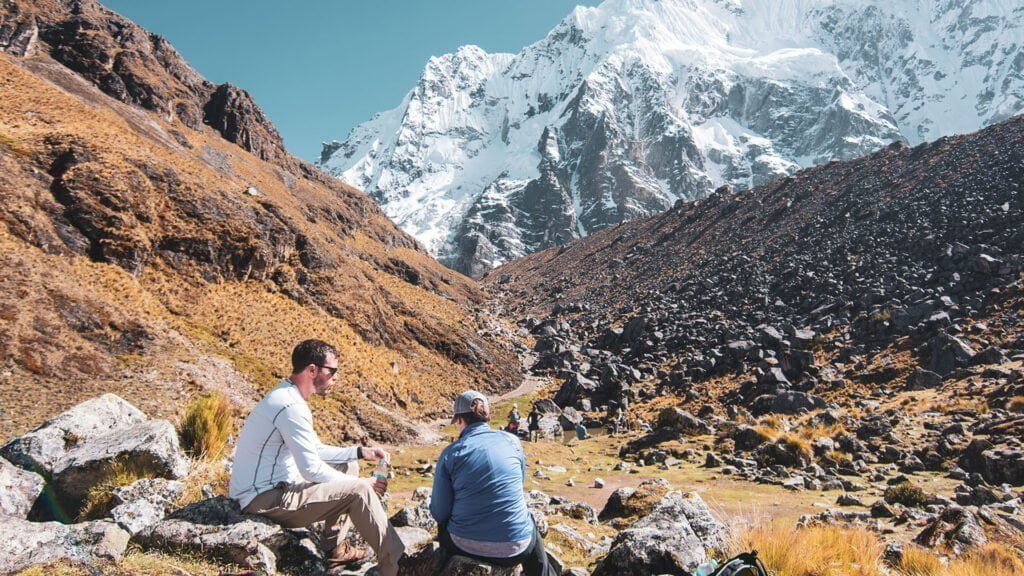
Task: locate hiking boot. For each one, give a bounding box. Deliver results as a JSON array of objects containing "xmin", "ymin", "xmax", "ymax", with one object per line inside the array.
[{"xmin": 325, "ymin": 541, "xmax": 370, "ymax": 569}]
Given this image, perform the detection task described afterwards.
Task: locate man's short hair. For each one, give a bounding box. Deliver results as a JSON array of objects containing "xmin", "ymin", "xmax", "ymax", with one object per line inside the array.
[{"xmin": 291, "ymin": 339, "xmax": 339, "ymax": 373}]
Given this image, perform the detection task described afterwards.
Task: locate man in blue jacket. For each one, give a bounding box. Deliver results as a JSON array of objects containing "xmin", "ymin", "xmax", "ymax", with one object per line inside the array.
[{"xmin": 430, "ymin": 390, "xmax": 557, "ymax": 576}]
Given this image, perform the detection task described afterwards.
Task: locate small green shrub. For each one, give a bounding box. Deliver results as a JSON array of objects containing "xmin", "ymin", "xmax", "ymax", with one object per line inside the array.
[
  {"xmin": 179, "ymin": 392, "xmax": 233, "ymax": 459},
  {"xmin": 884, "ymin": 482, "xmax": 929, "ymax": 508}
]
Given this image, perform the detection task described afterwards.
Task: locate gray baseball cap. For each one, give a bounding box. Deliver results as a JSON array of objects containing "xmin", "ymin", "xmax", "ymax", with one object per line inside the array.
[{"xmin": 451, "ymin": 390, "xmax": 488, "ymax": 422}]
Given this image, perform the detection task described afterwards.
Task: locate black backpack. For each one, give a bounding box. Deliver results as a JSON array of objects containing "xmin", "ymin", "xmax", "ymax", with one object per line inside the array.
[{"xmin": 711, "ymin": 550, "xmax": 769, "ymax": 576}]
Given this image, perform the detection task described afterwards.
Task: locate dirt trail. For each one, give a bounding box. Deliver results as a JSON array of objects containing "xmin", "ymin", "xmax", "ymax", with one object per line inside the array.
[{"xmin": 405, "ymin": 350, "xmax": 552, "ymax": 444}]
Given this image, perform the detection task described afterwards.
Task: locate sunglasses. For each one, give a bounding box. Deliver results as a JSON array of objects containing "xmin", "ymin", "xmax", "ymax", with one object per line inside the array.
[{"xmin": 316, "ymin": 364, "xmax": 338, "ymax": 376}]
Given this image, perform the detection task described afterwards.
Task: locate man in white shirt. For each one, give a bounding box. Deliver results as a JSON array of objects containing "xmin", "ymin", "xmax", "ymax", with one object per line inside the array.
[{"xmin": 229, "ymin": 339, "xmax": 405, "ymax": 574}]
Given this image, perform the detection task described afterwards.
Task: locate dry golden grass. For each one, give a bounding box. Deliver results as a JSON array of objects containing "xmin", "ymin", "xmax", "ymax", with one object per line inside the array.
[
  {"xmin": 78, "ymin": 457, "xmax": 164, "ymax": 521},
  {"xmin": 776, "ymin": 433, "xmax": 814, "ymax": 463},
  {"xmin": 1007, "ymin": 396, "xmax": 1024, "ymax": 413},
  {"xmin": 12, "ymin": 546, "xmax": 236, "ymax": 576},
  {"xmin": 0, "ymin": 54, "xmax": 517, "ymax": 441},
  {"xmin": 732, "ymin": 523, "xmax": 884, "ymax": 576},
  {"xmin": 943, "ymin": 544, "xmax": 1024, "ymax": 576},
  {"xmin": 897, "ymin": 544, "xmax": 944, "ymax": 575},
  {"xmin": 733, "ymin": 524, "xmax": 1024, "ymax": 576},
  {"xmin": 179, "ymin": 391, "xmax": 234, "ymax": 459}
]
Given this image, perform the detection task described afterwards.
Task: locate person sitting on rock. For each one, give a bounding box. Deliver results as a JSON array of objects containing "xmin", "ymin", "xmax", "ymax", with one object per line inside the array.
[
  {"xmin": 507, "ymin": 403, "xmax": 521, "ymax": 435},
  {"xmin": 228, "ymin": 339, "xmax": 405, "ymax": 574},
  {"xmin": 431, "ymin": 390, "xmax": 558, "ymax": 576}
]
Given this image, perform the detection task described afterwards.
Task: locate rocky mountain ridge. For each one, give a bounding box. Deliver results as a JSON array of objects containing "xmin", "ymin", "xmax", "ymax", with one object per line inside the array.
[
  {"xmin": 322, "ymin": 0, "xmax": 1024, "ymax": 276},
  {"xmin": 0, "ymin": 0, "xmax": 520, "ymax": 442}
]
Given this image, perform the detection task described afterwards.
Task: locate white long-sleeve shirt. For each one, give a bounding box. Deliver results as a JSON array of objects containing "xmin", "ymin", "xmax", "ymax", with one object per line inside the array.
[{"xmin": 229, "ymin": 380, "xmax": 359, "ymax": 509}]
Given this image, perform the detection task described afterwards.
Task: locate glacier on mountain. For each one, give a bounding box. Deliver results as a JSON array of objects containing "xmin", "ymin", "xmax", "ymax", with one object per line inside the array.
[{"xmin": 320, "ymin": 0, "xmax": 1024, "ymax": 276}]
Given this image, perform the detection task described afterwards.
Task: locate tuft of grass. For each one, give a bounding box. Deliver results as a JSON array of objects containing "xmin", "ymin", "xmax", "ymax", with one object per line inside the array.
[
  {"xmin": 777, "ymin": 433, "xmax": 814, "ymax": 464},
  {"xmin": 884, "ymin": 482, "xmax": 929, "ymax": 508},
  {"xmin": 179, "ymin": 391, "xmax": 233, "ymax": 460},
  {"xmin": 78, "ymin": 456, "xmax": 161, "ymax": 521},
  {"xmin": 758, "ymin": 414, "xmax": 789, "ymax": 431},
  {"xmin": 1007, "ymin": 396, "xmax": 1024, "ymax": 413},
  {"xmin": 825, "ymin": 450, "xmax": 853, "ymax": 468},
  {"xmin": 732, "ymin": 522, "xmax": 884, "ymax": 576},
  {"xmin": 896, "ymin": 544, "xmax": 942, "ymax": 575},
  {"xmin": 944, "ymin": 543, "xmax": 1024, "ymax": 576}
]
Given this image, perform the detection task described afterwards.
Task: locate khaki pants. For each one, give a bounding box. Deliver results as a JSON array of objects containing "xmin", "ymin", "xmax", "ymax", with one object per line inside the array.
[{"xmin": 243, "ymin": 461, "xmax": 405, "ymax": 576}]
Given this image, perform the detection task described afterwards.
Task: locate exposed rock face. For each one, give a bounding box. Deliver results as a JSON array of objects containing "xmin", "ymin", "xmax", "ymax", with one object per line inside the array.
[
  {"xmin": 1, "ymin": 0, "xmax": 289, "ymax": 159},
  {"xmin": 204, "ymin": 83, "xmax": 286, "ymax": 162},
  {"xmin": 323, "ymin": 0, "xmax": 1024, "ymax": 275},
  {"xmin": 0, "ymin": 517, "xmax": 130, "ymax": 573},
  {"xmin": 0, "ymin": 456, "xmax": 44, "ymax": 517}
]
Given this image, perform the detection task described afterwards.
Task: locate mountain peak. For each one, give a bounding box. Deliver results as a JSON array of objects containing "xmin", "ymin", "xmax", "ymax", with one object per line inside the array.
[{"xmin": 321, "ymin": 0, "xmax": 1024, "ymax": 276}]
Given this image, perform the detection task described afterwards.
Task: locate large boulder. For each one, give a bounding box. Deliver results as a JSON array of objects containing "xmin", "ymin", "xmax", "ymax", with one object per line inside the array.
[
  {"xmin": 50, "ymin": 419, "xmax": 190, "ymax": 503},
  {"xmin": 110, "ymin": 478, "xmax": 186, "ymax": 535},
  {"xmin": 0, "ymin": 517, "xmax": 130, "ymax": 573},
  {"xmin": 914, "ymin": 506, "xmax": 987, "ymax": 555},
  {"xmin": 0, "ymin": 456, "xmax": 44, "ymax": 518},
  {"xmin": 927, "ymin": 333, "xmax": 976, "ymax": 377},
  {"xmin": 135, "ymin": 497, "xmax": 323, "ymax": 575},
  {"xmin": 599, "ymin": 478, "xmax": 671, "ymax": 522},
  {"xmin": 0, "ymin": 394, "xmax": 147, "ymax": 474},
  {"xmin": 592, "ymin": 492, "xmax": 727, "ymax": 576},
  {"xmin": 656, "ymin": 408, "xmax": 713, "ymax": 436},
  {"xmin": 960, "ymin": 442, "xmax": 1024, "ymax": 486}
]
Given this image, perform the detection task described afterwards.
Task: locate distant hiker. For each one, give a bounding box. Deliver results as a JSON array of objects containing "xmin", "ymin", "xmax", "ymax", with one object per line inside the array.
[
  {"xmin": 575, "ymin": 422, "xmax": 590, "ymax": 441},
  {"xmin": 527, "ymin": 405, "xmax": 542, "ymax": 442},
  {"xmin": 431, "ymin": 391, "xmax": 558, "ymax": 576},
  {"xmin": 507, "ymin": 404, "xmax": 521, "ymax": 435},
  {"xmin": 228, "ymin": 339, "xmax": 405, "ymax": 574},
  {"xmin": 610, "ymin": 405, "xmax": 625, "ymax": 436}
]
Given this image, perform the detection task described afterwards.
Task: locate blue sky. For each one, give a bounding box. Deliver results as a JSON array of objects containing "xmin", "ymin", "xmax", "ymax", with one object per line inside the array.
[{"xmin": 102, "ymin": 1, "xmax": 600, "ymax": 162}]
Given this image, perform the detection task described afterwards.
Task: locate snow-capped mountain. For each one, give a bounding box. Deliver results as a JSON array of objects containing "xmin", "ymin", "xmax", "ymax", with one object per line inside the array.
[{"xmin": 320, "ymin": 0, "xmax": 1024, "ymax": 276}]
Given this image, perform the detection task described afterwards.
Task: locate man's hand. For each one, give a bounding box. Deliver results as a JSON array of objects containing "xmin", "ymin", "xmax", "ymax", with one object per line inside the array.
[
  {"xmin": 370, "ymin": 476, "xmax": 388, "ymax": 497},
  {"xmin": 361, "ymin": 446, "xmax": 390, "ymax": 462}
]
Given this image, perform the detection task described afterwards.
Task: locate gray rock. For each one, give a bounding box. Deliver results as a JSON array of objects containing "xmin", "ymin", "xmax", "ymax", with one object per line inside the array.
[
  {"xmin": 927, "ymin": 333, "xmax": 976, "ymax": 377},
  {"xmin": 0, "ymin": 517, "xmax": 130, "ymax": 573},
  {"xmin": 656, "ymin": 407, "xmax": 713, "ymax": 435},
  {"xmin": 395, "ymin": 526, "xmax": 434, "ymax": 552},
  {"xmin": 52, "ymin": 419, "xmax": 190, "ymax": 502},
  {"xmin": 1, "ymin": 394, "xmax": 147, "ymax": 474},
  {"xmin": 906, "ymin": 367, "xmax": 943, "ymax": 390},
  {"xmin": 591, "ymin": 492, "xmax": 726, "ymax": 576},
  {"xmin": 110, "ymin": 478, "xmax": 186, "ymax": 535},
  {"xmin": 441, "ymin": 554, "xmax": 518, "ymax": 575},
  {"xmin": 0, "ymin": 456, "xmax": 44, "ymax": 518},
  {"xmin": 390, "ymin": 499, "xmax": 437, "ymax": 531},
  {"xmin": 135, "ymin": 496, "xmax": 322, "ymax": 575},
  {"xmin": 914, "ymin": 506, "xmax": 987, "ymax": 555},
  {"xmin": 551, "ymin": 501, "xmax": 599, "ymax": 524},
  {"xmin": 559, "ymin": 407, "xmax": 584, "ymax": 430}
]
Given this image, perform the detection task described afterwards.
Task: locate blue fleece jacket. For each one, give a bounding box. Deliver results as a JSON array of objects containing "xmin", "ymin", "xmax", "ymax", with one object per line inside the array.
[{"xmin": 430, "ymin": 422, "xmax": 533, "ymax": 543}]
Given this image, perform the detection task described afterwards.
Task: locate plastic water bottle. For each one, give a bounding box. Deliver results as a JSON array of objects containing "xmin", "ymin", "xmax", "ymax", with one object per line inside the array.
[
  {"xmin": 372, "ymin": 458, "xmax": 389, "ymax": 481},
  {"xmin": 694, "ymin": 559, "xmax": 718, "ymax": 576}
]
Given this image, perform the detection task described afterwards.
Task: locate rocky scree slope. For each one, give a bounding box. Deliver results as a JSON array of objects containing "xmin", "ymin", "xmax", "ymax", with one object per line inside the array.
[
  {"xmin": 0, "ymin": 0, "xmax": 519, "ymax": 443},
  {"xmin": 486, "ymin": 116, "xmax": 1024, "ymax": 488},
  {"xmin": 322, "ymin": 0, "xmax": 1024, "ymax": 276}
]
